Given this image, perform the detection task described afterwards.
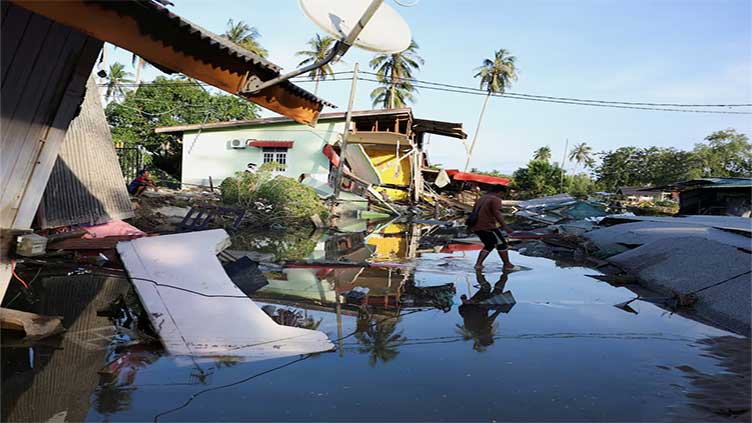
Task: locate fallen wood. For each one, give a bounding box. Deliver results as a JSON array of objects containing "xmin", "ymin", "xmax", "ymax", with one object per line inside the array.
[
  {"xmin": 0, "ymin": 307, "xmax": 65, "ymax": 340},
  {"xmin": 47, "ymin": 234, "xmax": 148, "ymax": 251}
]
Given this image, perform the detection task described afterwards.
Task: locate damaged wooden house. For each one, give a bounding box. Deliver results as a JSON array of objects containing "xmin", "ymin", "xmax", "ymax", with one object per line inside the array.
[
  {"xmin": 155, "ymin": 107, "xmax": 467, "ymax": 206},
  {"xmin": 1, "ymin": 0, "xmax": 331, "ymax": 301}
]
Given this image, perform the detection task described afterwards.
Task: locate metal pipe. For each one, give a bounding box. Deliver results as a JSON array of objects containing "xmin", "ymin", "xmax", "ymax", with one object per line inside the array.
[
  {"xmin": 332, "ymin": 63, "xmax": 360, "ymax": 199},
  {"xmin": 244, "ymin": 0, "xmax": 384, "ymax": 94}
]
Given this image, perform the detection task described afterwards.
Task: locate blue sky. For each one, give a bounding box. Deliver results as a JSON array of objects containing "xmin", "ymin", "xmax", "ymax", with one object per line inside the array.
[{"xmin": 108, "ymin": 0, "xmax": 751, "ymax": 174}]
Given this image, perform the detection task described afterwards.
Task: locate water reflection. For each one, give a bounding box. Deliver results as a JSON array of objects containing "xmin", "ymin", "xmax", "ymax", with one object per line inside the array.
[
  {"xmin": 2, "ymin": 220, "xmax": 749, "ymax": 422},
  {"xmin": 354, "ymin": 311, "xmax": 406, "ymax": 367},
  {"xmin": 456, "ymin": 270, "xmax": 516, "ymax": 352}
]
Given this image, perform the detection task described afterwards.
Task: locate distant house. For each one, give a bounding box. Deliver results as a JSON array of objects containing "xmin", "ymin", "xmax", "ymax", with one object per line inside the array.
[
  {"xmin": 155, "ymin": 108, "xmax": 466, "ymax": 203},
  {"xmin": 616, "ymin": 186, "xmax": 670, "ymax": 203},
  {"xmin": 654, "ymin": 178, "xmax": 752, "ymax": 217}
]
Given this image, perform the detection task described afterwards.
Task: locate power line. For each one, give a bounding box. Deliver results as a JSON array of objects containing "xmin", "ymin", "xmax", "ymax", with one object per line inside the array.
[
  {"xmin": 356, "ymin": 76, "xmax": 752, "ymax": 115},
  {"xmin": 359, "ymin": 70, "xmax": 752, "ymax": 108},
  {"xmin": 100, "ymin": 72, "xmax": 751, "ymax": 115}
]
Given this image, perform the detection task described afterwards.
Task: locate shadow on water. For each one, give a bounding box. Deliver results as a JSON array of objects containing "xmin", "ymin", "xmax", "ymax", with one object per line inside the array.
[{"xmin": 1, "ymin": 221, "xmax": 749, "ymax": 421}]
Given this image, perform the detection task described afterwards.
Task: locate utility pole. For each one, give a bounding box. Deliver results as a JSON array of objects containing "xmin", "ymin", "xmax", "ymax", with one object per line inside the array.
[
  {"xmin": 464, "ymin": 92, "xmax": 491, "ymax": 172},
  {"xmin": 332, "ymin": 63, "xmax": 360, "ymax": 200},
  {"xmin": 560, "ymin": 138, "xmax": 568, "ymax": 193}
]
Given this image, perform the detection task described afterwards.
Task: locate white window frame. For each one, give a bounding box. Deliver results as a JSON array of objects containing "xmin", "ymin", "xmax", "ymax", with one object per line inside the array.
[{"xmin": 262, "ymin": 147, "xmax": 288, "ymax": 172}]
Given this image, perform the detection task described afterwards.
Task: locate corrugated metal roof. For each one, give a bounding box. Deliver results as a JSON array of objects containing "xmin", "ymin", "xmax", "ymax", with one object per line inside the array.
[
  {"xmin": 39, "ymin": 77, "xmax": 134, "ymax": 228},
  {"xmin": 90, "ymin": 0, "xmax": 334, "ymax": 108},
  {"xmin": 643, "ymin": 177, "xmax": 752, "ymax": 191}
]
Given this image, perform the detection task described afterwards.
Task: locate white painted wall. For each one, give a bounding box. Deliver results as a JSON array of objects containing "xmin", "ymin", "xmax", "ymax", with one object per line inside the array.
[{"xmin": 181, "ymin": 120, "xmax": 344, "ymax": 187}]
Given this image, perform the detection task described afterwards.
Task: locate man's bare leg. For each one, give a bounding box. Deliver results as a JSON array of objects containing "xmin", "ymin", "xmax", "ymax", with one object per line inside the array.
[
  {"xmin": 498, "ymin": 249, "xmax": 514, "ymax": 270},
  {"xmin": 475, "ymin": 250, "xmax": 491, "ymax": 269}
]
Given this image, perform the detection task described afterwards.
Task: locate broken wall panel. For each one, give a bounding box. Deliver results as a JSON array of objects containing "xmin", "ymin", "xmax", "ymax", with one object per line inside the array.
[
  {"xmin": 0, "ymin": 2, "xmax": 102, "ymax": 301},
  {"xmin": 39, "ymin": 77, "xmax": 134, "ymax": 229},
  {"xmin": 117, "ymin": 229, "xmax": 334, "ymax": 361}
]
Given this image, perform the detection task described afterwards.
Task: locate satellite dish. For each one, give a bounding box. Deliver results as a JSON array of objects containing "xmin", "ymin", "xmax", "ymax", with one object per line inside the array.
[
  {"xmin": 299, "ymin": 0, "xmax": 412, "ymax": 53},
  {"xmin": 245, "ymin": 0, "xmax": 412, "ymax": 94}
]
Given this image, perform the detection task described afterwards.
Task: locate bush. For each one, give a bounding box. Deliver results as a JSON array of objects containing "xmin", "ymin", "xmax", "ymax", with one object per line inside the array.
[
  {"xmin": 255, "ymin": 176, "xmax": 328, "ymax": 221},
  {"xmin": 220, "ymin": 166, "xmax": 327, "ymax": 226}
]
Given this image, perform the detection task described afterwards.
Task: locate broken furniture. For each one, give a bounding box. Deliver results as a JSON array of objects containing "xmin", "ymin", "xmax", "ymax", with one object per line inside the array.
[{"xmin": 177, "ymin": 204, "xmax": 245, "ymax": 234}]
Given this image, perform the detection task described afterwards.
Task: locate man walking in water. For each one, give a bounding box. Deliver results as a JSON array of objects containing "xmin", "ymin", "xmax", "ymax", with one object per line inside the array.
[{"xmin": 469, "ymin": 185, "xmax": 515, "ymax": 270}]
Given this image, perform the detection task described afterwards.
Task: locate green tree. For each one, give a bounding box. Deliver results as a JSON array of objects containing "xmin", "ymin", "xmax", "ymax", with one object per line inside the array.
[
  {"xmin": 533, "ymin": 146, "xmax": 552, "ymax": 162},
  {"xmin": 465, "ymin": 49, "xmax": 518, "ymax": 171},
  {"xmin": 106, "ymin": 76, "xmax": 259, "ymax": 178},
  {"xmin": 104, "ymin": 62, "xmax": 133, "ymax": 101},
  {"xmin": 568, "ymin": 142, "xmax": 593, "ymax": 174},
  {"xmin": 295, "ymin": 34, "xmax": 338, "ymax": 95},
  {"xmin": 513, "ymin": 160, "xmax": 565, "ymax": 197},
  {"xmin": 223, "ymin": 19, "xmax": 268, "ymax": 57},
  {"xmin": 693, "ymin": 129, "xmax": 752, "ymax": 177},
  {"xmin": 369, "ymin": 40, "xmax": 424, "ymax": 109}
]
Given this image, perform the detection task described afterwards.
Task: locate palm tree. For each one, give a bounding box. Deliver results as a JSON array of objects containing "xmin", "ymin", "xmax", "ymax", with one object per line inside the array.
[
  {"xmin": 464, "ymin": 49, "xmax": 518, "ymax": 171},
  {"xmin": 105, "ymin": 62, "xmax": 133, "ymax": 101},
  {"xmin": 223, "ymin": 19, "xmax": 268, "ymax": 57},
  {"xmin": 569, "ymin": 142, "xmax": 593, "ymax": 174},
  {"xmin": 131, "ymin": 53, "xmax": 149, "ymax": 86},
  {"xmin": 354, "ymin": 317, "xmax": 406, "ymax": 366},
  {"xmin": 533, "ymin": 146, "xmax": 552, "ymax": 162},
  {"xmin": 295, "ymin": 34, "xmax": 338, "ymax": 95},
  {"xmin": 369, "ymin": 40, "xmax": 424, "ymax": 109}
]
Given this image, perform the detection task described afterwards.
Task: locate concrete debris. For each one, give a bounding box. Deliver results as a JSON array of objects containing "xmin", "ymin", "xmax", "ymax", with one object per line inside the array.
[
  {"xmin": 608, "ymin": 237, "xmax": 751, "ymax": 336},
  {"xmin": 600, "ymin": 215, "xmax": 752, "ymax": 235},
  {"xmin": 584, "ymin": 221, "xmax": 751, "ymax": 254}
]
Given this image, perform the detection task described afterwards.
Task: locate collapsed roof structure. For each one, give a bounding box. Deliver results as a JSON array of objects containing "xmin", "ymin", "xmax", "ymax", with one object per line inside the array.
[{"xmin": 1, "ymin": 0, "xmax": 332, "ymax": 300}]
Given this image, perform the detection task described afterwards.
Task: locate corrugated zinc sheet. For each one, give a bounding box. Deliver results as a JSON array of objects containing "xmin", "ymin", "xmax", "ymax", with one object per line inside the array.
[{"xmin": 39, "ymin": 77, "xmax": 134, "ymax": 228}]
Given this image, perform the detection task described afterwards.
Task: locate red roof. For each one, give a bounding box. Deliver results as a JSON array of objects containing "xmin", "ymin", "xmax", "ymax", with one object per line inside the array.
[
  {"xmin": 445, "ymin": 169, "xmax": 510, "ymax": 186},
  {"xmin": 248, "ymin": 140, "xmax": 294, "ymax": 148}
]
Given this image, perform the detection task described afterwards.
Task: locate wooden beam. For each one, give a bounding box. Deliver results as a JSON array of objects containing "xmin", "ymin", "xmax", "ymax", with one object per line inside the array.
[{"xmin": 0, "ymin": 307, "xmax": 65, "ymax": 340}]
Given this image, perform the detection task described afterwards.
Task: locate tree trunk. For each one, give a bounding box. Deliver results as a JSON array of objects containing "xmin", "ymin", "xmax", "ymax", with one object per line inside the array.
[
  {"xmin": 314, "ymin": 74, "xmax": 320, "ymax": 96},
  {"xmin": 464, "ymin": 93, "xmax": 491, "ymax": 172},
  {"xmin": 135, "ymin": 56, "xmax": 144, "ymax": 86},
  {"xmin": 389, "ymin": 69, "xmax": 396, "ymax": 109}
]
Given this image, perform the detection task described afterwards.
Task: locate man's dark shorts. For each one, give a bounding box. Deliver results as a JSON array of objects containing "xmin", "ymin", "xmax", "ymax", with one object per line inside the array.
[{"xmin": 474, "ymin": 228, "xmax": 509, "ymax": 252}]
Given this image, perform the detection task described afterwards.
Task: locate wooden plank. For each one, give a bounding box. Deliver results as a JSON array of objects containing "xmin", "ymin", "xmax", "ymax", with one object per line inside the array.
[
  {"xmin": 0, "ymin": 23, "xmax": 75, "ymax": 194},
  {"xmin": 0, "ymin": 307, "xmax": 64, "ymax": 340},
  {"xmin": 13, "ymin": 38, "xmax": 102, "ymax": 229},
  {"xmin": 0, "ymin": 27, "xmax": 83, "ymax": 228},
  {"xmin": 0, "ymin": 4, "xmax": 31, "ymax": 79},
  {"xmin": 117, "ymin": 230, "xmax": 334, "ymax": 360},
  {"xmin": 0, "ymin": 13, "xmax": 51, "ymax": 103}
]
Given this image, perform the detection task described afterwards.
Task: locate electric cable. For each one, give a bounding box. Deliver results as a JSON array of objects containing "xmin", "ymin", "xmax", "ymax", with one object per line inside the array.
[
  {"xmin": 151, "ymin": 307, "xmax": 430, "ymax": 422},
  {"xmin": 359, "ymin": 70, "xmax": 752, "ymax": 108},
  {"xmin": 357, "ymin": 76, "xmax": 752, "ymax": 114},
  {"xmin": 9, "ymin": 260, "xmax": 29, "ymax": 289}
]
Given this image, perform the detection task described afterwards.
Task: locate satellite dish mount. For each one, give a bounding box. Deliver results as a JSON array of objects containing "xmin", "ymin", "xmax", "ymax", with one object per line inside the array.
[{"xmin": 243, "ymin": 0, "xmax": 408, "ymax": 94}]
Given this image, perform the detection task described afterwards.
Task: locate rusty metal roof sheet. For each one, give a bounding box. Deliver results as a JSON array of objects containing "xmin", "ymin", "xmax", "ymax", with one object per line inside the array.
[{"xmin": 12, "ymin": 0, "xmax": 334, "ymax": 125}]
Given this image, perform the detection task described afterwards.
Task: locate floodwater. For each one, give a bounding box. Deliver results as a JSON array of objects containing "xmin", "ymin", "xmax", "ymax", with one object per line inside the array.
[{"xmin": 2, "ymin": 222, "xmax": 749, "ymax": 422}]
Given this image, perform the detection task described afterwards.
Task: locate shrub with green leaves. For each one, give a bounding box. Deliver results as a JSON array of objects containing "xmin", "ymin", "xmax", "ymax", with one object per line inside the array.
[{"xmin": 220, "ymin": 165, "xmax": 327, "ymax": 226}]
